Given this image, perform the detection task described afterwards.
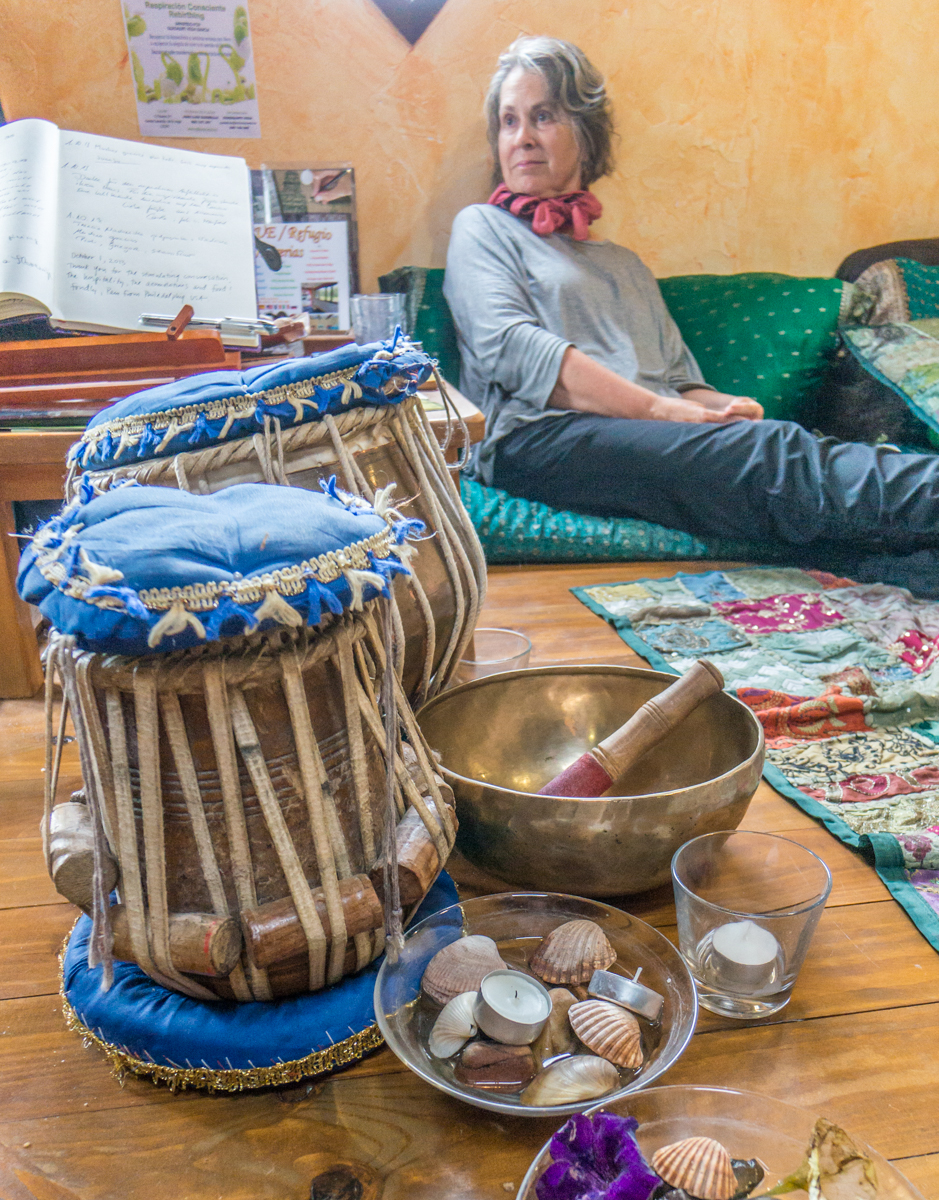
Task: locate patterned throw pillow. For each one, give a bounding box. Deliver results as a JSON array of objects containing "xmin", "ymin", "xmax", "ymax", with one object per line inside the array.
[
  {"xmin": 839, "ymin": 323, "xmax": 939, "ymax": 450},
  {"xmin": 458, "ymin": 476, "xmax": 790, "ymax": 566},
  {"xmin": 853, "ymin": 257, "xmax": 939, "ymax": 324},
  {"xmin": 657, "ymin": 273, "xmax": 852, "ymax": 421}
]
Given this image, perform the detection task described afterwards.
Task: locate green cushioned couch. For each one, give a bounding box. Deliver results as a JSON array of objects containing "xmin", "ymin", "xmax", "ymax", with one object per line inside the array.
[{"xmin": 379, "ymin": 265, "xmax": 859, "ymax": 565}]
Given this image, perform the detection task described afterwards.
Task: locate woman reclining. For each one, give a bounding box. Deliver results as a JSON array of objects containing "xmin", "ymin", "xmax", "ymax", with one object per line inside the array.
[{"xmin": 444, "ymin": 36, "xmax": 939, "ymax": 592}]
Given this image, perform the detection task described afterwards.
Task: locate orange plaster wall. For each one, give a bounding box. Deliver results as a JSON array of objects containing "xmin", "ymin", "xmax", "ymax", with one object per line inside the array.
[{"xmin": 1, "ymin": 0, "xmax": 937, "ymax": 289}]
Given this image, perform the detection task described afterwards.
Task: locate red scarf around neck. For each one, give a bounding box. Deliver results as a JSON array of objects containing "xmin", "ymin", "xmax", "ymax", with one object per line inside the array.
[{"xmin": 488, "ymin": 183, "xmax": 602, "ymax": 241}]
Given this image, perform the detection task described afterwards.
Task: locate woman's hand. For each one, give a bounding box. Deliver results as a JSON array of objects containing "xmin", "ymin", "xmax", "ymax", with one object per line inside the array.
[{"xmin": 676, "ymin": 388, "xmax": 764, "ymax": 422}]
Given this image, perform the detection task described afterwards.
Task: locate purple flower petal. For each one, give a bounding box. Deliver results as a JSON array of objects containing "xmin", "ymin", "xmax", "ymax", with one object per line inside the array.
[
  {"xmin": 603, "ymin": 1162, "xmax": 661, "ymax": 1200},
  {"xmin": 550, "ymin": 1114, "xmax": 601, "ymax": 1166},
  {"xmin": 592, "ymin": 1115, "xmax": 641, "ymax": 1177},
  {"xmin": 538, "ymin": 1113, "xmax": 660, "ymax": 1200},
  {"xmin": 535, "ymin": 1160, "xmax": 605, "ymax": 1200}
]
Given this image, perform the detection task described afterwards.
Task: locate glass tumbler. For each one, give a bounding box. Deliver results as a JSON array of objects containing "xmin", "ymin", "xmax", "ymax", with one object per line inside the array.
[
  {"xmin": 450, "ymin": 628, "xmax": 532, "ymax": 687},
  {"xmin": 350, "ymin": 293, "xmax": 407, "ymax": 344},
  {"xmin": 671, "ymin": 830, "xmax": 832, "ymax": 1019}
]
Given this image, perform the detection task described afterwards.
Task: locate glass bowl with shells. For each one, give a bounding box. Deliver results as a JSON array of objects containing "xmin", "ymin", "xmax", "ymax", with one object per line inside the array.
[
  {"xmin": 515, "ymin": 1085, "xmax": 925, "ymax": 1199},
  {"xmin": 373, "ymin": 892, "xmax": 698, "ymax": 1117}
]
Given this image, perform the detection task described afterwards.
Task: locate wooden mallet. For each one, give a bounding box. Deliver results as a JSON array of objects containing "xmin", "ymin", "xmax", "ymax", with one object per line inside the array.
[{"xmin": 537, "ymin": 659, "xmax": 725, "ymax": 797}]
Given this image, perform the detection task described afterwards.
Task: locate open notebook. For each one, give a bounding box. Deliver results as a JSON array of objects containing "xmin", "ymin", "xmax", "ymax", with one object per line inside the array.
[{"xmin": 0, "ymin": 119, "xmax": 258, "ymax": 343}]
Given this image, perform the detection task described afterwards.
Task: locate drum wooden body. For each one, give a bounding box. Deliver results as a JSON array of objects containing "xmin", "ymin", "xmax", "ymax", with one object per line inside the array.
[
  {"xmin": 75, "ymin": 394, "xmax": 486, "ymax": 704},
  {"xmin": 46, "ymin": 614, "xmax": 457, "ymax": 1001}
]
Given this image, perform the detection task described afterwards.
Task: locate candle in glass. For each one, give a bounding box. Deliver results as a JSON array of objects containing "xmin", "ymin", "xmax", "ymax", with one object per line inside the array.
[
  {"xmin": 474, "ymin": 970, "xmax": 551, "ymax": 1045},
  {"xmin": 708, "ymin": 920, "xmax": 781, "ymax": 992}
]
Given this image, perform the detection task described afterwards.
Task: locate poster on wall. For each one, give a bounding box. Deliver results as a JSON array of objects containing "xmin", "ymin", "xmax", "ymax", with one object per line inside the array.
[
  {"xmin": 122, "ymin": 0, "xmax": 261, "ymax": 138},
  {"xmin": 251, "ymin": 166, "xmax": 358, "ymax": 332}
]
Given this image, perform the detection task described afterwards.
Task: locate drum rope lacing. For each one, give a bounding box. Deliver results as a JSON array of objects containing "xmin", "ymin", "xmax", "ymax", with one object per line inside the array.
[{"xmin": 44, "ymin": 616, "xmax": 456, "ymax": 1002}]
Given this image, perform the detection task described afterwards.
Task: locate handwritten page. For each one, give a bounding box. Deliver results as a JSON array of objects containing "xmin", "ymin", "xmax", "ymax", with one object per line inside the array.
[
  {"xmin": 0, "ymin": 119, "xmax": 60, "ymax": 310},
  {"xmin": 52, "ymin": 131, "xmax": 257, "ymax": 330}
]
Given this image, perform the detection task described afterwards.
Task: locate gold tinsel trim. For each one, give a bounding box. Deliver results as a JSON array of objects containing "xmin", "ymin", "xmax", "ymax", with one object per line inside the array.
[
  {"xmin": 59, "ymin": 938, "xmax": 384, "ymax": 1093},
  {"xmin": 35, "ymin": 524, "xmax": 397, "ymax": 612}
]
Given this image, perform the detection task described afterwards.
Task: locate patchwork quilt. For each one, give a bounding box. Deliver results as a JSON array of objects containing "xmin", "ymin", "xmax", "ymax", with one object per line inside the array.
[{"xmin": 574, "ymin": 566, "xmax": 939, "ymax": 951}]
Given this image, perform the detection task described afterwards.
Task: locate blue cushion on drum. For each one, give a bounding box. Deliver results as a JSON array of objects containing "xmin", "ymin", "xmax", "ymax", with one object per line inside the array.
[
  {"xmin": 70, "ymin": 336, "xmax": 434, "ymax": 473},
  {"xmin": 61, "ymin": 872, "xmax": 459, "ymax": 1090},
  {"xmin": 17, "ymin": 481, "xmax": 418, "ymax": 656}
]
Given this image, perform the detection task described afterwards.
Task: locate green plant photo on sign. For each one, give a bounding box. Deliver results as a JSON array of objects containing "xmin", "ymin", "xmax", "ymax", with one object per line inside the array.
[
  {"xmin": 126, "ymin": 3, "xmax": 255, "ymax": 106},
  {"xmin": 234, "ymin": 5, "xmax": 249, "ymax": 44},
  {"xmin": 124, "ymin": 5, "xmax": 146, "ymax": 37}
]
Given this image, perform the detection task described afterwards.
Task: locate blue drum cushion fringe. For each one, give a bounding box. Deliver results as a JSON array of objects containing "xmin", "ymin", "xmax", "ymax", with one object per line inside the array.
[
  {"xmin": 17, "ymin": 481, "xmax": 420, "ymax": 655},
  {"xmin": 70, "ymin": 335, "xmax": 434, "ymax": 473}
]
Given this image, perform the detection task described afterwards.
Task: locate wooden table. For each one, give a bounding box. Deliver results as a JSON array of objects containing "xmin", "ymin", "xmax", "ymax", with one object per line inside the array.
[
  {"xmin": 0, "ymin": 559, "xmax": 936, "ymax": 1199},
  {"xmin": 0, "ymin": 388, "xmax": 483, "ymax": 700}
]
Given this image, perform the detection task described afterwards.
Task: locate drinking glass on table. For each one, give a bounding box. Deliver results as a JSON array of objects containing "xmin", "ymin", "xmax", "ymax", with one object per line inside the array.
[
  {"xmin": 350, "ymin": 294, "xmax": 407, "ymax": 344},
  {"xmin": 670, "ymin": 830, "xmax": 831, "ymax": 1019},
  {"xmin": 450, "ymin": 628, "xmax": 532, "ymax": 687}
]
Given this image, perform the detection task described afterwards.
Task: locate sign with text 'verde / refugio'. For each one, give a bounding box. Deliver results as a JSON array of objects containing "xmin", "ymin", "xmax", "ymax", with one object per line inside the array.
[{"xmin": 122, "ymin": 0, "xmax": 261, "ymax": 138}]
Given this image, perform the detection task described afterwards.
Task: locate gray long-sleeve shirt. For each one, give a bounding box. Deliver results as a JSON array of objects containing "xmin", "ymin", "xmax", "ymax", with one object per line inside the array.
[{"xmin": 443, "ymin": 203, "xmax": 709, "ymax": 483}]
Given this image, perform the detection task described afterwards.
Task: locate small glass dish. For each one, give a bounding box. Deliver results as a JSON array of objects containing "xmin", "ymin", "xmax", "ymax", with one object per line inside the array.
[
  {"xmin": 374, "ymin": 892, "xmax": 698, "ymax": 1118},
  {"xmin": 516, "ymin": 1085, "xmax": 925, "ymax": 1199}
]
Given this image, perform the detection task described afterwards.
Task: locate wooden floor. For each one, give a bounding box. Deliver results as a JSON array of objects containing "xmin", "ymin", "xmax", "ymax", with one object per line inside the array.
[{"xmin": 1, "ymin": 560, "xmax": 937, "ymax": 1199}]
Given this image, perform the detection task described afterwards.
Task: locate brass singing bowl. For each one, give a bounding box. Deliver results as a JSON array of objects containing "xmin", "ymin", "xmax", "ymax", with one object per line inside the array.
[{"xmin": 417, "ymin": 664, "xmax": 765, "ymax": 897}]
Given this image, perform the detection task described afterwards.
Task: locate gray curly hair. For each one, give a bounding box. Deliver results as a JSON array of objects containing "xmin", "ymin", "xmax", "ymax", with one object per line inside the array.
[{"xmin": 485, "ymin": 36, "xmax": 615, "ymax": 188}]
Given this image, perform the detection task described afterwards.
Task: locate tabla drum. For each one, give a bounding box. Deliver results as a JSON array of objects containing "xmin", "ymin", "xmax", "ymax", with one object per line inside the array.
[
  {"xmin": 65, "ymin": 337, "xmax": 486, "ymax": 704},
  {"xmin": 20, "ymin": 483, "xmax": 457, "ymax": 1001}
]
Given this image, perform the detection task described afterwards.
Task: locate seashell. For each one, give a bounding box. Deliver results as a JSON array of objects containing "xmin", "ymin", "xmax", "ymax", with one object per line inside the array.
[
  {"xmin": 650, "ymin": 1136, "xmax": 737, "ymax": 1200},
  {"xmin": 428, "ymin": 991, "xmax": 478, "ymax": 1058},
  {"xmin": 520, "ymin": 1054, "xmax": 619, "ymax": 1108},
  {"xmin": 532, "ymin": 988, "xmax": 578, "ymax": 1066},
  {"xmin": 421, "ymin": 934, "xmax": 506, "ymax": 1006},
  {"xmin": 568, "ymin": 999, "xmax": 644, "ymax": 1069},
  {"xmin": 529, "ymin": 920, "xmax": 616, "ymax": 985}
]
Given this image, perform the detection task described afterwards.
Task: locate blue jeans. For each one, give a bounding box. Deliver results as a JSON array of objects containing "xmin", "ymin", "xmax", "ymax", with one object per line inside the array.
[{"xmin": 492, "ymin": 414, "xmax": 939, "ymax": 593}]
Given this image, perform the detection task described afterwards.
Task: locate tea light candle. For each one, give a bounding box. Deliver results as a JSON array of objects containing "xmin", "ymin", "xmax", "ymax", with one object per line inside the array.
[
  {"xmin": 709, "ymin": 920, "xmax": 780, "ymax": 992},
  {"xmin": 474, "ymin": 970, "xmax": 551, "ymax": 1045},
  {"xmin": 588, "ymin": 967, "xmax": 664, "ymax": 1022}
]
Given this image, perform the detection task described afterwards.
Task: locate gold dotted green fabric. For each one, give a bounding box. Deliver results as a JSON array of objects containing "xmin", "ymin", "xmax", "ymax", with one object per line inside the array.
[
  {"xmin": 896, "ymin": 258, "xmax": 939, "ymax": 320},
  {"xmin": 658, "ymin": 273, "xmax": 848, "ymax": 421}
]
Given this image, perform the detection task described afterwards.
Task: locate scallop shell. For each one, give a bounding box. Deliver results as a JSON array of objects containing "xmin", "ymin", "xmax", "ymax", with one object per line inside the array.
[
  {"xmin": 421, "ymin": 934, "xmax": 506, "ymax": 1006},
  {"xmin": 529, "ymin": 920, "xmax": 617, "ymax": 985},
  {"xmin": 650, "ymin": 1136, "xmax": 737, "ymax": 1200},
  {"xmin": 520, "ymin": 1054, "xmax": 619, "ymax": 1107},
  {"xmin": 428, "ymin": 991, "xmax": 478, "ymax": 1058},
  {"xmin": 568, "ymin": 1000, "xmax": 643, "ymax": 1069}
]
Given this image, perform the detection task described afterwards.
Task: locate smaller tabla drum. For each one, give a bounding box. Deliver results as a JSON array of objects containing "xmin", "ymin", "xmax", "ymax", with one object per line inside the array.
[
  {"xmin": 66, "ymin": 338, "xmax": 486, "ymax": 704},
  {"xmin": 20, "ymin": 483, "xmax": 457, "ymax": 1002}
]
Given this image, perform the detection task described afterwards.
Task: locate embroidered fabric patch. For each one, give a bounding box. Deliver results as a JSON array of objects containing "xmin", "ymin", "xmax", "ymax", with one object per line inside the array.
[
  {"xmin": 714, "ymin": 593, "xmax": 845, "ymax": 634},
  {"xmin": 675, "ymin": 570, "xmax": 747, "ymax": 603},
  {"xmin": 737, "ymin": 686, "xmax": 869, "ymax": 741},
  {"xmin": 724, "ymin": 567, "xmax": 827, "ymax": 599},
  {"xmin": 638, "ymin": 618, "xmax": 749, "ymax": 658},
  {"xmin": 667, "ymin": 644, "xmax": 820, "ymax": 696},
  {"xmin": 759, "ymin": 628, "xmax": 894, "ymax": 677}
]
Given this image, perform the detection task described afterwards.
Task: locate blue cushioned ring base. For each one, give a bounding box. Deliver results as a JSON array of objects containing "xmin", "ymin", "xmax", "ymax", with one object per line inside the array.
[{"xmin": 61, "ymin": 872, "xmax": 458, "ymax": 1092}]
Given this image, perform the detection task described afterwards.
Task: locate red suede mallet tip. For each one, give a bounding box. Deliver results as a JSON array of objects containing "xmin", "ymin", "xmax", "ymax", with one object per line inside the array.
[{"xmin": 537, "ymin": 752, "xmax": 612, "ymax": 797}]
